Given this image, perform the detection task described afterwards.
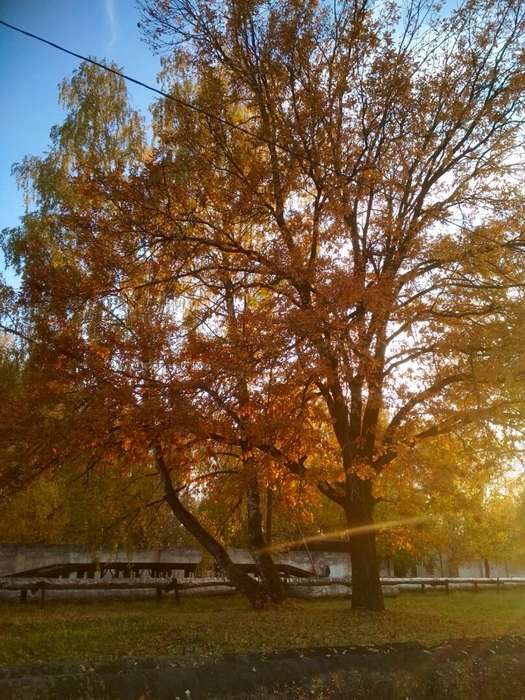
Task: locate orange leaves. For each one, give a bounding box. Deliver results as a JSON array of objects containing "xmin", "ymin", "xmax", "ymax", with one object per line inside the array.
[
  {"xmin": 89, "ymin": 343, "xmax": 111, "ymax": 362},
  {"xmin": 4, "ymin": 0, "xmax": 525, "ymax": 579},
  {"xmin": 122, "ymin": 437, "xmax": 132, "ymax": 452},
  {"xmin": 238, "ymin": 403, "xmax": 257, "ymax": 420}
]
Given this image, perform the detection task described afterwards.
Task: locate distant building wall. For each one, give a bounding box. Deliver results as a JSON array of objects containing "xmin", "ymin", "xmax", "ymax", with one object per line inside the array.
[
  {"xmin": 228, "ymin": 547, "xmax": 353, "ymax": 577},
  {"xmin": 2, "ymin": 543, "xmax": 524, "ymax": 579},
  {"xmin": 416, "ymin": 553, "xmax": 525, "ymax": 578},
  {"xmin": 0, "ymin": 543, "xmax": 201, "ymax": 577},
  {"xmin": 0, "ymin": 543, "xmax": 353, "ymax": 578}
]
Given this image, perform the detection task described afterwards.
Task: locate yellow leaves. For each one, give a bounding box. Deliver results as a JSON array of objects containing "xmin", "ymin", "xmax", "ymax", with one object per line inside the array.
[
  {"xmin": 351, "ymin": 462, "xmax": 376, "ymax": 480},
  {"xmin": 141, "ymin": 147, "xmax": 155, "ymax": 164},
  {"xmin": 228, "ymin": 103, "xmax": 254, "ymax": 126}
]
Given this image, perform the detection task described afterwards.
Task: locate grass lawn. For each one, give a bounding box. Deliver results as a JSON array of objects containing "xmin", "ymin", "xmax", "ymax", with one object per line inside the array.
[{"xmin": 1, "ymin": 590, "xmax": 525, "ymax": 666}]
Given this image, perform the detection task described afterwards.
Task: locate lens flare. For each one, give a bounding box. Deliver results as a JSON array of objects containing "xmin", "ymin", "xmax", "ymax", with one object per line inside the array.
[{"xmin": 259, "ymin": 515, "xmax": 428, "ymax": 554}]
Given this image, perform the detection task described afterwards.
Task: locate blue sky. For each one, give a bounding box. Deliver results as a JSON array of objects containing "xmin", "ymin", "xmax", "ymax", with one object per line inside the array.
[{"xmin": 0, "ymin": 0, "xmax": 162, "ymax": 283}]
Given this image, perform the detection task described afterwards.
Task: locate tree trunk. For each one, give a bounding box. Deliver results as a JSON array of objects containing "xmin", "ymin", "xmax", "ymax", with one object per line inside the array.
[
  {"xmin": 153, "ymin": 444, "xmax": 267, "ymax": 608},
  {"xmin": 166, "ymin": 489, "xmax": 266, "ymax": 606},
  {"xmin": 345, "ymin": 475, "xmax": 384, "ymax": 611},
  {"xmin": 483, "ymin": 558, "xmax": 491, "ymax": 578},
  {"xmin": 246, "ymin": 471, "xmax": 286, "ymax": 603},
  {"xmin": 266, "ymin": 487, "xmax": 273, "ymax": 546}
]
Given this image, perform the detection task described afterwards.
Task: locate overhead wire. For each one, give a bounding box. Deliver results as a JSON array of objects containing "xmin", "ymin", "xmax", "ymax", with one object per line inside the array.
[{"xmin": 0, "ymin": 19, "xmax": 311, "ymax": 164}]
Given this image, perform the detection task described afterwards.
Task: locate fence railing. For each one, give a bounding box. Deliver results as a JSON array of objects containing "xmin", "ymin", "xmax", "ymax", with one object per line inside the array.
[
  {"xmin": 2, "ymin": 575, "xmax": 525, "ymax": 606},
  {"xmin": 292, "ymin": 575, "xmax": 525, "ymax": 594},
  {"xmin": 0, "ymin": 576, "xmax": 233, "ymax": 606}
]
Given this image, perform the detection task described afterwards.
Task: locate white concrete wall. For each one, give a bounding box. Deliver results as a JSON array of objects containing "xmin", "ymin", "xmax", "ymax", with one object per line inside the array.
[
  {"xmin": 0, "ymin": 544, "xmax": 202, "ymax": 577},
  {"xmin": 3, "ymin": 543, "xmax": 524, "ymax": 580}
]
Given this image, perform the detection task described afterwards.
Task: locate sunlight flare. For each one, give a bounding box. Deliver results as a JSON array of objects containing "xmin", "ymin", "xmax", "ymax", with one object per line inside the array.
[{"xmin": 260, "ymin": 516, "xmax": 429, "ymax": 554}]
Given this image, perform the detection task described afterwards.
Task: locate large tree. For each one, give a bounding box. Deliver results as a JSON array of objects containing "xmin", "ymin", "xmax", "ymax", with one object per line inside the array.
[
  {"xmin": 134, "ymin": 0, "xmax": 525, "ymax": 609},
  {"xmin": 3, "ymin": 0, "xmax": 525, "ymax": 613}
]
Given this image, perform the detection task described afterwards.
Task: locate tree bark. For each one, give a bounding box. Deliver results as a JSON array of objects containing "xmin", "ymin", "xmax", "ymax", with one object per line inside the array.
[
  {"xmin": 345, "ymin": 475, "xmax": 384, "ymax": 611},
  {"xmin": 222, "ymin": 280, "xmax": 284, "ymax": 602},
  {"xmin": 153, "ymin": 444, "xmax": 268, "ymax": 608},
  {"xmin": 266, "ymin": 487, "xmax": 273, "ymax": 546},
  {"xmin": 484, "ymin": 558, "xmax": 491, "ymax": 578},
  {"xmin": 245, "ymin": 471, "xmax": 286, "ymax": 603}
]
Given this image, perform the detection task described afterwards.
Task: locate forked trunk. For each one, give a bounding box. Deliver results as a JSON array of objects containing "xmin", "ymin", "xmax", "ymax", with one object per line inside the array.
[
  {"xmin": 246, "ymin": 472, "xmax": 286, "ymax": 603},
  {"xmin": 166, "ymin": 487, "xmax": 266, "ymax": 607},
  {"xmin": 153, "ymin": 444, "xmax": 267, "ymax": 608},
  {"xmin": 345, "ymin": 474, "xmax": 384, "ymax": 611}
]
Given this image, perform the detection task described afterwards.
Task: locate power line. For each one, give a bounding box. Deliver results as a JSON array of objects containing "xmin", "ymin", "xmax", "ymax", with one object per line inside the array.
[{"xmin": 0, "ymin": 18, "xmax": 302, "ymax": 162}]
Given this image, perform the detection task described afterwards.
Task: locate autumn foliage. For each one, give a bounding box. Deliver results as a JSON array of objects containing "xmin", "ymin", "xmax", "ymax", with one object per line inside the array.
[{"xmin": 2, "ymin": 0, "xmax": 525, "ymax": 609}]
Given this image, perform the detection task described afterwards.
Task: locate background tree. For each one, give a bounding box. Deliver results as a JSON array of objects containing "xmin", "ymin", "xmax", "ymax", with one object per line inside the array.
[{"xmin": 375, "ymin": 430, "xmax": 525, "ymax": 575}]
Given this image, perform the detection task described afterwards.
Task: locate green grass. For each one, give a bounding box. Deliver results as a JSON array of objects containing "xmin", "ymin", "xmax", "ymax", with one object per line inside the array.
[{"xmin": 1, "ymin": 590, "xmax": 525, "ymax": 666}]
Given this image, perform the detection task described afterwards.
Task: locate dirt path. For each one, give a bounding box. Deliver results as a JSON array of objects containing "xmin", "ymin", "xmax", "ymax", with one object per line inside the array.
[{"xmin": 1, "ymin": 635, "xmax": 525, "ymax": 698}]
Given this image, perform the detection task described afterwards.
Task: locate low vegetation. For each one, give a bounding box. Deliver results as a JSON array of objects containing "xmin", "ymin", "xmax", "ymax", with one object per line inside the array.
[{"xmin": 1, "ymin": 590, "xmax": 525, "ymax": 666}]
